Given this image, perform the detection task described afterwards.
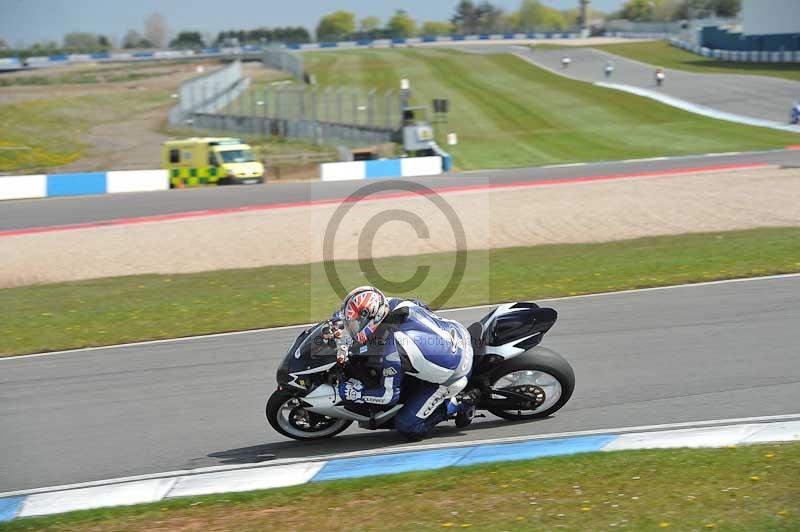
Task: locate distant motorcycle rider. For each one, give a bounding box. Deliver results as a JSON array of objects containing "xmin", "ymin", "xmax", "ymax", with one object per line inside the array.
[
  {"xmin": 323, "ymin": 286, "xmax": 474, "ymax": 441},
  {"xmin": 791, "ymin": 100, "xmax": 800, "ymax": 124}
]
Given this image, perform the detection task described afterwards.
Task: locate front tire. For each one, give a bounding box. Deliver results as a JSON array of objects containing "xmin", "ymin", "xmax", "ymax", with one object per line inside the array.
[
  {"xmin": 487, "ymin": 347, "xmax": 575, "ymax": 420},
  {"xmin": 266, "ymin": 390, "xmax": 352, "ymax": 441}
]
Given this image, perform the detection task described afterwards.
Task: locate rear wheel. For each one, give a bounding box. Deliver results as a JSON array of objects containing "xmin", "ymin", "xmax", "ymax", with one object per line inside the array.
[
  {"xmin": 487, "ymin": 348, "xmax": 575, "ymax": 420},
  {"xmin": 266, "ymin": 390, "xmax": 352, "ymax": 441}
]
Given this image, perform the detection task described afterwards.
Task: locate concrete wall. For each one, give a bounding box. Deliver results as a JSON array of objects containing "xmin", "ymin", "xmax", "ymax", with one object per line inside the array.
[
  {"xmin": 0, "ymin": 170, "xmax": 169, "ymax": 201},
  {"xmin": 743, "ymin": 0, "xmax": 800, "ymax": 36},
  {"xmin": 320, "ymin": 156, "xmax": 444, "ymax": 182}
]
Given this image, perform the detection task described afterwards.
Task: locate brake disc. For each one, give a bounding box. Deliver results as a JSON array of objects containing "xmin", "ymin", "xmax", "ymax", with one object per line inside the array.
[{"xmin": 507, "ymin": 384, "xmax": 546, "ymax": 409}]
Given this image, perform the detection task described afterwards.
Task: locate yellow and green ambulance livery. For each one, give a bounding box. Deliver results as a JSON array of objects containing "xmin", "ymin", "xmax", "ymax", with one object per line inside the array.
[{"xmin": 162, "ymin": 137, "xmax": 265, "ymax": 187}]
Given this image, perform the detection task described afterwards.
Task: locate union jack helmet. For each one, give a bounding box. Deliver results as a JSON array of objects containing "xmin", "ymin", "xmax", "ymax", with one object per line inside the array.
[{"xmin": 341, "ymin": 286, "xmax": 389, "ymax": 344}]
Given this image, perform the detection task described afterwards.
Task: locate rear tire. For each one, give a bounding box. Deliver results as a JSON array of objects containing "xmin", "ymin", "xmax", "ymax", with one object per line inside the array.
[
  {"xmin": 487, "ymin": 347, "xmax": 575, "ymax": 420},
  {"xmin": 266, "ymin": 390, "xmax": 352, "ymax": 441}
]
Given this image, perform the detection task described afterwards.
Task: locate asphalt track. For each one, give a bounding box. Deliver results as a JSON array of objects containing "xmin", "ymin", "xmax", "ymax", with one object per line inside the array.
[
  {"xmin": 2, "ymin": 149, "xmax": 800, "ymax": 233},
  {"xmin": 468, "ymin": 45, "xmax": 800, "ymax": 125},
  {"xmin": 1, "ymin": 275, "xmax": 798, "ymax": 492}
]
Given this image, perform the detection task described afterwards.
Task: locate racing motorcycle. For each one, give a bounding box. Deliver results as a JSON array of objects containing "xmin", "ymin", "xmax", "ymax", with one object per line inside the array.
[{"xmin": 266, "ymin": 302, "xmax": 575, "ymax": 440}]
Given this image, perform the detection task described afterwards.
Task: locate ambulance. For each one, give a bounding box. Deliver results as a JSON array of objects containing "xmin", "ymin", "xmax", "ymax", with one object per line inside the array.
[{"xmin": 162, "ymin": 137, "xmax": 265, "ymax": 187}]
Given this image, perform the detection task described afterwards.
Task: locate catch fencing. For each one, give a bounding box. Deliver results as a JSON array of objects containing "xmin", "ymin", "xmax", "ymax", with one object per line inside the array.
[
  {"xmin": 168, "ymin": 61, "xmax": 250, "ymax": 126},
  {"xmin": 171, "ymin": 61, "xmax": 404, "ymax": 146},
  {"xmin": 262, "ymin": 47, "xmax": 305, "ymax": 80}
]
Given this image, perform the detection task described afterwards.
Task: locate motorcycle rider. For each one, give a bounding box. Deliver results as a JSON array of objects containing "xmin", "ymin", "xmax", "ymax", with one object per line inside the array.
[
  {"xmin": 791, "ymin": 99, "xmax": 800, "ymax": 124},
  {"xmin": 323, "ymin": 286, "xmax": 475, "ymax": 441},
  {"xmin": 655, "ymin": 67, "xmax": 665, "ymax": 87}
]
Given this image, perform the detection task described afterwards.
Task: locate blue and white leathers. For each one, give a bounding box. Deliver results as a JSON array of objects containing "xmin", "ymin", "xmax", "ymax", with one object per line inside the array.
[{"xmin": 336, "ymin": 298, "xmax": 473, "ymax": 435}]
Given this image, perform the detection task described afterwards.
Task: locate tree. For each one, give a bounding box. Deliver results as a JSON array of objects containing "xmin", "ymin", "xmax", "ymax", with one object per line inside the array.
[
  {"xmin": 360, "ymin": 16, "xmax": 381, "ymax": 33},
  {"xmin": 387, "ymin": 10, "xmax": 418, "ymax": 38},
  {"xmin": 451, "ymin": 0, "xmax": 507, "ymax": 33},
  {"xmin": 519, "ymin": 0, "xmax": 545, "ymax": 30},
  {"xmin": 451, "ymin": 1, "xmax": 482, "ymax": 33},
  {"xmin": 675, "ymin": 0, "xmax": 740, "ymax": 19},
  {"xmin": 618, "ymin": 0, "xmax": 656, "ymax": 21},
  {"xmin": 712, "ymin": 0, "xmax": 741, "ymax": 17},
  {"xmin": 63, "ymin": 32, "xmax": 101, "ymax": 50},
  {"xmin": 421, "ymin": 21, "xmax": 455, "ymax": 36},
  {"xmin": 316, "ymin": 10, "xmax": 356, "ymax": 41},
  {"xmin": 518, "ymin": 0, "xmax": 568, "ymax": 31},
  {"xmin": 122, "ymin": 29, "xmax": 152, "ymax": 49},
  {"xmin": 0, "ymin": 38, "xmax": 7, "ymax": 50},
  {"xmin": 170, "ymin": 31, "xmax": 205, "ymax": 49},
  {"xmin": 144, "ymin": 12, "xmax": 168, "ymax": 48}
]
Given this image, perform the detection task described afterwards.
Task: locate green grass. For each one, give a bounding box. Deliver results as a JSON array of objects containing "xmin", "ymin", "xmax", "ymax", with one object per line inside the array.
[
  {"xmin": 301, "ymin": 48, "xmax": 799, "ymax": 170},
  {"xmin": 3, "ymin": 442, "xmax": 798, "ymax": 531},
  {"xmin": 595, "ymin": 40, "xmax": 800, "ymax": 82},
  {"xmin": 2, "ymin": 226, "xmax": 799, "ymax": 356},
  {"xmin": 0, "ymin": 91, "xmax": 172, "ymax": 173}
]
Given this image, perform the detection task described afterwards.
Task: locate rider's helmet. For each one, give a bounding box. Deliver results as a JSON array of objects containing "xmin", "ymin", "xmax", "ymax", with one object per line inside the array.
[{"xmin": 341, "ymin": 286, "xmax": 389, "ymax": 344}]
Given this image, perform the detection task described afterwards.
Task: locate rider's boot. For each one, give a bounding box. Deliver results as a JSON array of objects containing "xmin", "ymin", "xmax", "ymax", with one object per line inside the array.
[{"xmin": 448, "ymin": 390, "xmax": 478, "ymax": 428}]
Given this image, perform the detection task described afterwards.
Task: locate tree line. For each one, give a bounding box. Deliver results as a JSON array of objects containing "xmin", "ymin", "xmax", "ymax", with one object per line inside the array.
[
  {"xmin": 315, "ymin": 1, "xmax": 586, "ymax": 42},
  {"xmin": 614, "ymin": 0, "xmax": 740, "ymax": 22},
  {"xmin": 0, "ymin": 0, "xmax": 743, "ymax": 58}
]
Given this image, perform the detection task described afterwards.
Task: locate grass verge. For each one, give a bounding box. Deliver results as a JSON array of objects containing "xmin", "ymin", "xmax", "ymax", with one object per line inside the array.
[
  {"xmin": 302, "ymin": 48, "xmax": 800, "ymax": 170},
  {"xmin": 2, "ymin": 226, "xmax": 799, "ymax": 356},
  {"xmin": 0, "ymin": 91, "xmax": 171, "ymax": 173},
  {"xmin": 2, "ymin": 442, "xmax": 797, "ymax": 531},
  {"xmin": 595, "ymin": 40, "xmax": 800, "ymax": 82}
]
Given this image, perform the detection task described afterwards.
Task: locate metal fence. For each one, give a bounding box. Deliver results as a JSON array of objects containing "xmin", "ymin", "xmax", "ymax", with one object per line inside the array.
[
  {"xmin": 169, "ymin": 56, "xmax": 403, "ymax": 146},
  {"xmin": 168, "ymin": 60, "xmax": 249, "ymax": 126},
  {"xmin": 262, "ymin": 47, "xmax": 305, "ymax": 80},
  {"xmin": 199, "ymin": 84, "xmax": 403, "ymax": 145}
]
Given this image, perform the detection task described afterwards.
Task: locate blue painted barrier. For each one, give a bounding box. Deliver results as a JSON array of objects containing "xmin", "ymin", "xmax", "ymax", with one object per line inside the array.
[
  {"xmin": 365, "ymin": 159, "xmax": 402, "ymax": 179},
  {"xmin": 422, "ymin": 36, "xmax": 437, "ymax": 43},
  {"xmin": 319, "ymin": 42, "xmax": 338, "ymax": 48},
  {"xmin": 133, "ymin": 51, "xmax": 154, "ymax": 58},
  {"xmin": 356, "ymin": 39, "xmax": 372, "ymax": 46},
  {"xmin": 479, "ymin": 34, "xmax": 490, "ymax": 40},
  {"xmin": 451, "ymin": 35, "xmax": 465, "ymax": 41},
  {"xmin": 391, "ymin": 38, "xmax": 406, "ymax": 44},
  {"xmin": 48, "ymin": 54, "xmax": 67, "ymax": 61},
  {"xmin": 0, "ymin": 498, "xmax": 23, "ymax": 522},
  {"xmin": 46, "ymin": 173, "xmax": 107, "ymax": 197}
]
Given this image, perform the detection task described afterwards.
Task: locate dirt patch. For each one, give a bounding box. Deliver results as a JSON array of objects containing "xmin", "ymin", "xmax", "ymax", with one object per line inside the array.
[
  {"xmin": 2, "ymin": 166, "xmax": 799, "ymax": 288},
  {"xmin": 0, "ymin": 61, "xmax": 287, "ymax": 172}
]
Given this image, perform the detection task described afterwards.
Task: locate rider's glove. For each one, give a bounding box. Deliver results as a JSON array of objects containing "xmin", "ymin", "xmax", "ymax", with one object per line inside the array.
[{"xmin": 337, "ymin": 378, "xmax": 364, "ymax": 402}]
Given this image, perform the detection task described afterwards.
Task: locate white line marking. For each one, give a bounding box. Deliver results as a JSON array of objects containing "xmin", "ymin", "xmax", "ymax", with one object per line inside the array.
[
  {"xmin": 621, "ymin": 157, "xmax": 669, "ymax": 163},
  {"xmin": 2, "ymin": 413, "xmax": 797, "ymax": 498},
  {"xmin": 705, "ymin": 152, "xmax": 741, "ymax": 157},
  {"xmin": 2, "ymin": 272, "xmax": 798, "ymax": 362},
  {"xmin": 541, "ymin": 162, "xmax": 588, "ymax": 168}
]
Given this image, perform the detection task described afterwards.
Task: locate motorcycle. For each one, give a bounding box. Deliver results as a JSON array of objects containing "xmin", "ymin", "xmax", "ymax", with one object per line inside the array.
[
  {"xmin": 266, "ymin": 302, "xmax": 575, "ymax": 441},
  {"xmin": 791, "ymin": 103, "xmax": 800, "ymax": 125}
]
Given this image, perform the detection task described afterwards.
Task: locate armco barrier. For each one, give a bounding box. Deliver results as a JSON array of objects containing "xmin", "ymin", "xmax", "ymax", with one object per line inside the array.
[
  {"xmin": 320, "ymin": 156, "xmax": 444, "ymax": 182},
  {"xmin": 0, "ymin": 170, "xmax": 169, "ymax": 201},
  {"xmin": 2, "ymin": 33, "xmax": 596, "ymax": 71}
]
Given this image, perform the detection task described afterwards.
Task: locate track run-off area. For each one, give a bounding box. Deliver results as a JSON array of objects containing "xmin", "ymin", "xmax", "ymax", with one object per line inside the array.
[
  {"xmin": 2, "ymin": 148, "xmax": 800, "ymax": 234},
  {"xmin": 1, "ymin": 273, "xmax": 798, "ymax": 492}
]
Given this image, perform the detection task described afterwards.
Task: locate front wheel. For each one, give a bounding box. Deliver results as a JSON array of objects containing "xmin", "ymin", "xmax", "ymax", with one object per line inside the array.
[
  {"xmin": 266, "ymin": 390, "xmax": 352, "ymax": 441},
  {"xmin": 487, "ymin": 347, "xmax": 575, "ymax": 420}
]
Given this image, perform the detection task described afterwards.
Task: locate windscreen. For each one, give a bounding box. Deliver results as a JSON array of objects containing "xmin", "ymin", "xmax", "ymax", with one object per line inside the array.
[{"xmin": 218, "ymin": 149, "xmax": 256, "ymax": 163}]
